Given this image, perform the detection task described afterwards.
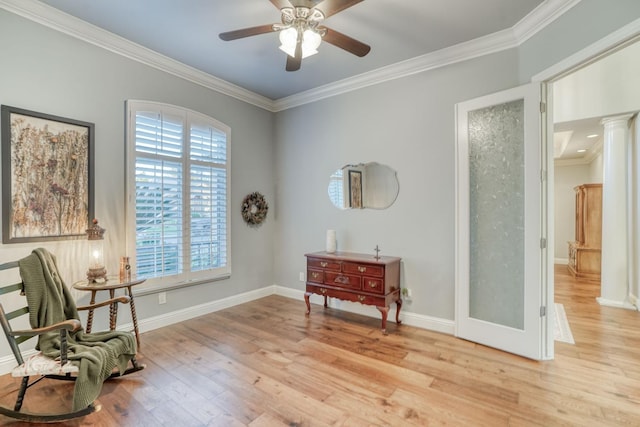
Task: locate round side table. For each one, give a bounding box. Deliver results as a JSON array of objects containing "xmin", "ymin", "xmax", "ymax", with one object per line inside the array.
[{"xmin": 72, "ymin": 276, "xmax": 145, "ymax": 349}]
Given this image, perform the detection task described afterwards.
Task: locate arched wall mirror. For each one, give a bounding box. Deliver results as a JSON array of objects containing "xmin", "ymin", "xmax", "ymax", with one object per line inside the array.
[{"xmin": 328, "ymin": 162, "xmax": 399, "ymax": 210}]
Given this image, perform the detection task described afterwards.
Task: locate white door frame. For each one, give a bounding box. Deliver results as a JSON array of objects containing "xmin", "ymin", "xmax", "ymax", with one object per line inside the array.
[
  {"xmin": 533, "ymin": 18, "xmax": 640, "ymax": 360},
  {"xmin": 455, "ymin": 83, "xmax": 544, "ymax": 360}
]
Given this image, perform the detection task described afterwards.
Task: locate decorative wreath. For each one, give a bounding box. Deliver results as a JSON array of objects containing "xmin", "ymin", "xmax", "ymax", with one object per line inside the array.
[{"xmin": 241, "ymin": 192, "xmax": 269, "ymax": 226}]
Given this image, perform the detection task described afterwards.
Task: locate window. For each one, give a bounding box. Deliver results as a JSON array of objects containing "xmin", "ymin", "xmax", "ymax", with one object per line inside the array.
[
  {"xmin": 126, "ymin": 101, "xmax": 230, "ymax": 287},
  {"xmin": 328, "ymin": 168, "xmax": 345, "ymax": 208}
]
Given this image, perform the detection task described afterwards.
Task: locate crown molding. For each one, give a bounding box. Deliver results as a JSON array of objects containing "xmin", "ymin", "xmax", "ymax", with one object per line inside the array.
[
  {"xmin": 1, "ymin": 0, "xmax": 581, "ymax": 112},
  {"xmin": 273, "ymin": 28, "xmax": 518, "ymax": 111},
  {"xmin": 554, "ymin": 157, "xmax": 591, "ymax": 167},
  {"xmin": 512, "ymin": 0, "xmax": 583, "ymax": 44},
  {"xmin": 533, "ymin": 15, "xmax": 640, "ymax": 82},
  {"xmin": 554, "ymin": 138, "xmax": 603, "ymax": 166},
  {"xmin": 0, "ymin": 0, "xmax": 274, "ymax": 111},
  {"xmin": 274, "ymin": 0, "xmax": 582, "ymax": 111},
  {"xmin": 584, "ymin": 138, "xmax": 603, "ymax": 163}
]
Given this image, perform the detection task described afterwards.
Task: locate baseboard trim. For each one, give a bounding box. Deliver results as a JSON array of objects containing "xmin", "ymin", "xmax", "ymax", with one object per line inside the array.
[
  {"xmin": 0, "ymin": 284, "xmax": 454, "ymax": 375},
  {"xmin": 0, "ymin": 286, "xmax": 276, "ymax": 375},
  {"xmin": 0, "ymin": 350, "xmax": 37, "ymax": 377},
  {"xmin": 136, "ymin": 285, "xmax": 277, "ymax": 334},
  {"xmin": 596, "ymin": 296, "xmax": 637, "ymax": 310},
  {"xmin": 274, "ymin": 286, "xmax": 454, "ymax": 335},
  {"xmin": 554, "ymin": 258, "xmax": 569, "ymax": 265}
]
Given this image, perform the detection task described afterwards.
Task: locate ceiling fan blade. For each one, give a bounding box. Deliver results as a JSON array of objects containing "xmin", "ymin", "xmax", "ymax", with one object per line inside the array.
[
  {"xmin": 314, "ymin": 0, "xmax": 364, "ymax": 18},
  {"xmin": 289, "ymin": 0, "xmax": 324, "ymax": 8},
  {"xmin": 285, "ymin": 38, "xmax": 303, "ymax": 71},
  {"xmin": 286, "ymin": 55, "xmax": 302, "ymax": 72},
  {"xmin": 322, "ymin": 27, "xmax": 370, "ymax": 57},
  {"xmin": 269, "ymin": 0, "xmax": 294, "ymax": 9},
  {"xmin": 219, "ymin": 24, "xmax": 276, "ymax": 41}
]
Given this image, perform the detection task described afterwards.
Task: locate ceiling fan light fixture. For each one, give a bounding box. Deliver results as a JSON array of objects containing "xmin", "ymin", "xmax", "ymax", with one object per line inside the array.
[
  {"xmin": 278, "ymin": 27, "xmax": 322, "ymax": 59},
  {"xmin": 302, "ymin": 29, "xmax": 322, "ymax": 55},
  {"xmin": 278, "ymin": 27, "xmax": 297, "ymax": 55},
  {"xmin": 218, "ymin": 1, "xmax": 369, "ymax": 72}
]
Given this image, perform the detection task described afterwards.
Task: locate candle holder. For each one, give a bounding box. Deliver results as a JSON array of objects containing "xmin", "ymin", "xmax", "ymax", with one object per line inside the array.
[{"xmin": 119, "ymin": 256, "xmax": 131, "ymax": 283}]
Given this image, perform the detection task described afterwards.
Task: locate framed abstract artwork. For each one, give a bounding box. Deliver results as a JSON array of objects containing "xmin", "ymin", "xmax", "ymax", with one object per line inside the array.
[{"xmin": 1, "ymin": 105, "xmax": 95, "ymax": 243}]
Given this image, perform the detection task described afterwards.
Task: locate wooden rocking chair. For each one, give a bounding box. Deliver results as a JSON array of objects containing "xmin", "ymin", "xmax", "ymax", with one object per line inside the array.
[{"xmin": 0, "ymin": 259, "xmax": 145, "ymax": 423}]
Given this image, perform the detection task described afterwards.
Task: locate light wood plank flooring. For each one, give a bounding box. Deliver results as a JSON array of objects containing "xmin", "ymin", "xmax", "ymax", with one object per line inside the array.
[{"xmin": 1, "ymin": 265, "xmax": 639, "ymax": 426}]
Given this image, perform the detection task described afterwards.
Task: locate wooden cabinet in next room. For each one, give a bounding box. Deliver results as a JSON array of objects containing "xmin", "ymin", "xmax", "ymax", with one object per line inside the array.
[{"xmin": 568, "ymin": 183, "xmax": 602, "ymax": 282}]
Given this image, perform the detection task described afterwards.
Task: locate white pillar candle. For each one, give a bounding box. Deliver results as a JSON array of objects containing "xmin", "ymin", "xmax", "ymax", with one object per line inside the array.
[{"xmin": 326, "ymin": 229, "xmax": 336, "ymax": 253}]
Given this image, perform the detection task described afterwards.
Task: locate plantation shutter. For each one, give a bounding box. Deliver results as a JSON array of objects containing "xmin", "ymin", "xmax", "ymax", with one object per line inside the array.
[
  {"xmin": 189, "ymin": 120, "xmax": 228, "ymax": 271},
  {"xmin": 127, "ymin": 101, "xmax": 230, "ymax": 284}
]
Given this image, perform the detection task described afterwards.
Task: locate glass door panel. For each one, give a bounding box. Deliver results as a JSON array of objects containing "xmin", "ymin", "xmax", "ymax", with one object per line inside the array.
[{"xmin": 468, "ymin": 99, "xmax": 525, "ymax": 330}]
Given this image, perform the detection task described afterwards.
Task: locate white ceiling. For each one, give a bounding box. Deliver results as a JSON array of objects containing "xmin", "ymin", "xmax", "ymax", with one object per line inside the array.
[
  {"xmin": 554, "ymin": 117, "xmax": 603, "ymax": 163},
  {"xmin": 5, "ymin": 0, "xmax": 597, "ymax": 161}
]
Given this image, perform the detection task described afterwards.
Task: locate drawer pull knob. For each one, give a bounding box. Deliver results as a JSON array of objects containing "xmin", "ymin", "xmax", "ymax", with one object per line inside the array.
[
  {"xmin": 369, "ymin": 281, "xmax": 378, "ymax": 288},
  {"xmin": 334, "ymin": 276, "xmax": 349, "ymax": 284},
  {"xmin": 358, "ymin": 266, "xmax": 367, "ymax": 273},
  {"xmin": 320, "ymin": 262, "xmax": 328, "ymax": 268},
  {"xmin": 358, "ymin": 295, "xmax": 366, "ymax": 302},
  {"xmin": 312, "ymin": 272, "xmax": 320, "ymax": 279},
  {"xmin": 320, "ymin": 288, "xmax": 327, "ymax": 294}
]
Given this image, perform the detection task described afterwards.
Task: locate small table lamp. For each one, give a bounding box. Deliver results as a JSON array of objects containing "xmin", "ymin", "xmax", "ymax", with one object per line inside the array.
[{"xmin": 86, "ymin": 218, "xmax": 107, "ymax": 282}]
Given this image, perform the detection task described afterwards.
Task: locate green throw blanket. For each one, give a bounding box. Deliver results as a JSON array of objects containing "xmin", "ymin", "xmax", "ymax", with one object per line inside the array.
[{"xmin": 18, "ymin": 248, "xmax": 137, "ymax": 411}]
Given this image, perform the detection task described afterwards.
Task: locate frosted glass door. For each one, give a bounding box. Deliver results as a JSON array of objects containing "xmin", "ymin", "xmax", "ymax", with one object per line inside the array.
[
  {"xmin": 455, "ymin": 83, "xmax": 542, "ymax": 360},
  {"xmin": 468, "ymin": 99, "xmax": 525, "ymax": 329}
]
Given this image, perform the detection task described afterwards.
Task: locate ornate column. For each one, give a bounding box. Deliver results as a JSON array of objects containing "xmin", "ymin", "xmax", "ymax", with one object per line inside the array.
[{"xmin": 598, "ymin": 114, "xmax": 633, "ymax": 308}]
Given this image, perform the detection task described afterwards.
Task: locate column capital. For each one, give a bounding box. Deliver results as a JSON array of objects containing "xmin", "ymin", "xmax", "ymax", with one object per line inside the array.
[{"xmin": 601, "ymin": 114, "xmax": 634, "ymax": 127}]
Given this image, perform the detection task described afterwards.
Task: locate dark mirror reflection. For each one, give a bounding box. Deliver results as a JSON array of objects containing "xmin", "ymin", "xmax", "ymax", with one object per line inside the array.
[{"xmin": 328, "ymin": 162, "xmax": 399, "ymax": 210}]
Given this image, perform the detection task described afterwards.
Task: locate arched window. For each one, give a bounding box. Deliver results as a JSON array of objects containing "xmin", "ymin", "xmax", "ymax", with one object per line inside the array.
[{"xmin": 126, "ymin": 101, "xmax": 230, "ymax": 287}]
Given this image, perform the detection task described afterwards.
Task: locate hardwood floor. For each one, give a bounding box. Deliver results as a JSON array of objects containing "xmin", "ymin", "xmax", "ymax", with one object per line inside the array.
[{"xmin": 1, "ymin": 265, "xmax": 639, "ymax": 426}]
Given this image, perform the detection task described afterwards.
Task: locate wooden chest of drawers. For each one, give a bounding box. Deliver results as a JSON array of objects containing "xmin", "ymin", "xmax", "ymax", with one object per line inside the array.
[{"xmin": 304, "ymin": 251, "xmax": 402, "ymax": 333}]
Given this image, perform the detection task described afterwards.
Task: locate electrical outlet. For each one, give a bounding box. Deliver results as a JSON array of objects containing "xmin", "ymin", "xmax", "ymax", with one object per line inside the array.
[
  {"xmin": 299, "ymin": 272, "xmax": 305, "ymax": 282},
  {"xmin": 158, "ymin": 292, "xmax": 167, "ymax": 304},
  {"xmin": 402, "ymin": 288, "xmax": 412, "ymax": 298}
]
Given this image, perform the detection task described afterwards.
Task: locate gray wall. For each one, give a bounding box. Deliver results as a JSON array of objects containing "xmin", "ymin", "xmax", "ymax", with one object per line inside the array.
[
  {"xmin": 517, "ymin": 0, "xmax": 640, "ymax": 83},
  {"xmin": 554, "ymin": 164, "xmax": 592, "ymax": 262},
  {"xmin": 273, "ymin": 49, "xmax": 520, "ymax": 320},
  {"xmin": 0, "ymin": 10, "xmax": 275, "ymax": 339}
]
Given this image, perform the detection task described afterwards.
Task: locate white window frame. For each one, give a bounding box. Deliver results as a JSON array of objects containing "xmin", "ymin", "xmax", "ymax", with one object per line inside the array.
[{"xmin": 125, "ymin": 100, "xmax": 231, "ymax": 290}]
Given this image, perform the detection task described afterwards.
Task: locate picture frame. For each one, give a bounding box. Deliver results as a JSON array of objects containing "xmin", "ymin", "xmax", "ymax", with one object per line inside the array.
[
  {"xmin": 1, "ymin": 105, "xmax": 95, "ymax": 243},
  {"xmin": 348, "ymin": 169, "xmax": 363, "ymax": 209}
]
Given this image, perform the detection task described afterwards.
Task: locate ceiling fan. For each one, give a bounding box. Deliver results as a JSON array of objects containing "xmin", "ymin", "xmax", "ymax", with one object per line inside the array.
[{"xmin": 219, "ymin": 0, "xmax": 371, "ymax": 72}]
